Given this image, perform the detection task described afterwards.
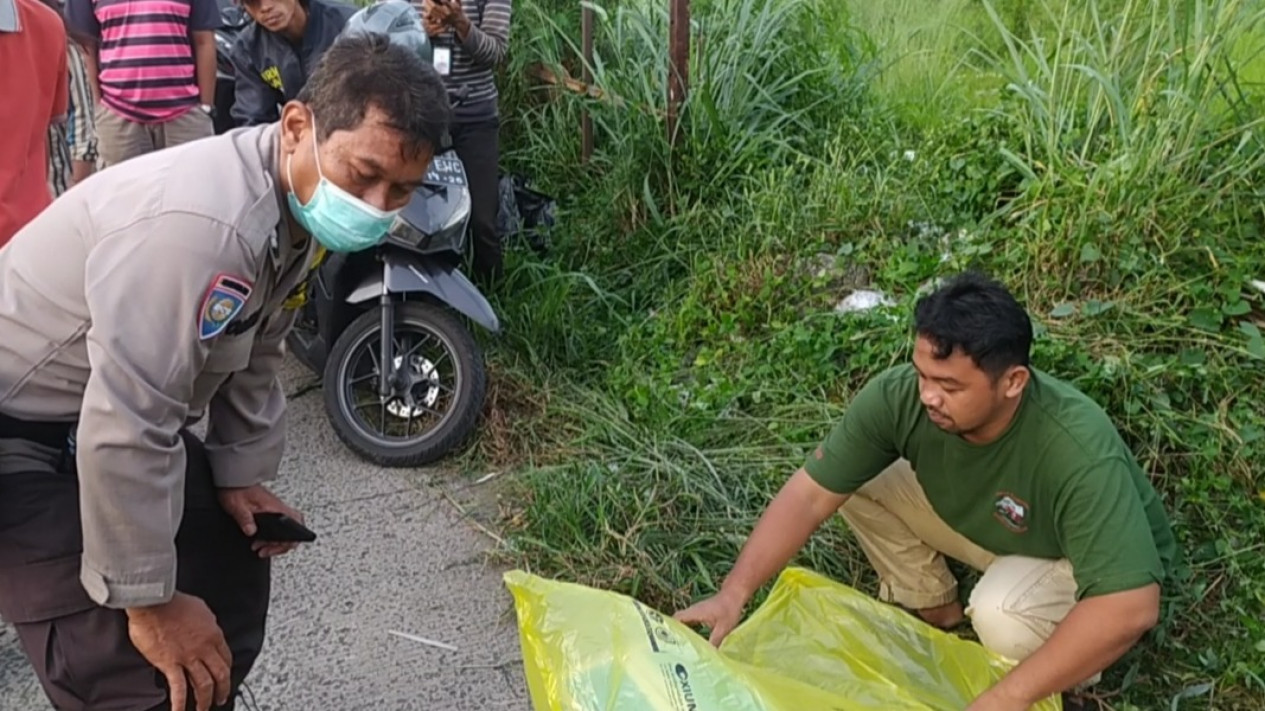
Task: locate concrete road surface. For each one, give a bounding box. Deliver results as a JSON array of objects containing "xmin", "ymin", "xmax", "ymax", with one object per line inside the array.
[{"xmin": 0, "ymin": 356, "xmax": 529, "ymax": 711}]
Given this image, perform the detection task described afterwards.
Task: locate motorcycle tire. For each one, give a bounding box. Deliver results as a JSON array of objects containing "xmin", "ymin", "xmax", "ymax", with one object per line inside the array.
[{"xmin": 322, "ymin": 301, "xmax": 487, "ymax": 468}]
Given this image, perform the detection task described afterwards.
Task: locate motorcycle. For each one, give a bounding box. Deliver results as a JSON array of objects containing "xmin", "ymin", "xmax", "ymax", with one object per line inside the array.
[
  {"xmin": 285, "ymin": 149, "xmax": 500, "ymax": 468},
  {"xmin": 209, "ymin": 9, "xmax": 499, "ymax": 467}
]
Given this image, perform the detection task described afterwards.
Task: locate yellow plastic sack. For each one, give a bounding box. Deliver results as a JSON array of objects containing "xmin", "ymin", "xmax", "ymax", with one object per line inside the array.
[{"xmin": 504, "ymin": 566, "xmax": 1062, "ymax": 711}]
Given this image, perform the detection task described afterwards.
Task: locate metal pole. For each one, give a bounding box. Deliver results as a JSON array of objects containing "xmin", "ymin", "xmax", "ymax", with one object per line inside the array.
[
  {"xmin": 581, "ymin": 2, "xmax": 594, "ymax": 163},
  {"xmin": 667, "ymin": 0, "xmax": 690, "ymax": 149}
]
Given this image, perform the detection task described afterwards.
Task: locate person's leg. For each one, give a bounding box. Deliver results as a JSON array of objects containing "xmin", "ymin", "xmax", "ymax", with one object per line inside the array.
[
  {"xmin": 0, "ymin": 436, "xmax": 169, "ymax": 711},
  {"xmin": 449, "ymin": 116, "xmax": 504, "ymax": 284},
  {"xmin": 0, "ymin": 431, "xmax": 270, "ymax": 711},
  {"xmin": 965, "ymin": 554, "xmax": 1098, "ymax": 687},
  {"xmin": 94, "ymin": 105, "xmax": 157, "ymax": 167},
  {"xmin": 155, "ymin": 107, "xmax": 215, "ymax": 150},
  {"xmin": 174, "ymin": 431, "xmax": 272, "ymax": 697},
  {"xmin": 838, "ymin": 459, "xmax": 996, "ymax": 627}
]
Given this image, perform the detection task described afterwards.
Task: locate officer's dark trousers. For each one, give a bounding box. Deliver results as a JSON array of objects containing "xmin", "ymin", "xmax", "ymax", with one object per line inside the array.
[
  {"xmin": 0, "ymin": 420, "xmax": 270, "ymax": 711},
  {"xmin": 449, "ymin": 115, "xmax": 503, "ymax": 285}
]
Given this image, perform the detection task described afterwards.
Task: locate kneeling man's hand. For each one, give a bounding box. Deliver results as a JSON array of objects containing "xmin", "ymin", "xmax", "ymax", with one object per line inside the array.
[
  {"xmin": 672, "ymin": 588, "xmax": 747, "ymax": 647},
  {"xmin": 964, "ymin": 687, "xmax": 1033, "ymax": 711}
]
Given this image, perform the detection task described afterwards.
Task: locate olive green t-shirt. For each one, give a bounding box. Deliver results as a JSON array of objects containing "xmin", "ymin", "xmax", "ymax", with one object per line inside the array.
[{"xmin": 804, "ymin": 364, "xmax": 1179, "ymax": 600}]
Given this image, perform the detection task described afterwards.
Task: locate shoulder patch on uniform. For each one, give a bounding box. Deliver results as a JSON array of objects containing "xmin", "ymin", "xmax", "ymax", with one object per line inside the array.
[{"xmin": 199, "ymin": 274, "xmax": 254, "ymax": 340}]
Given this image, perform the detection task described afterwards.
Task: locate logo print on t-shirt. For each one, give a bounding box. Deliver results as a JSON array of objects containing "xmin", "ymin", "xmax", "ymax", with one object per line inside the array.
[
  {"xmin": 261, "ymin": 65, "xmax": 284, "ymax": 91},
  {"xmin": 993, "ymin": 492, "xmax": 1029, "ymax": 533}
]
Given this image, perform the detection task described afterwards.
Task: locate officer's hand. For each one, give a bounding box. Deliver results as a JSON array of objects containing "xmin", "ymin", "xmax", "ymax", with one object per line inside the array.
[
  {"xmin": 216, "ymin": 484, "xmax": 306, "ymax": 558},
  {"xmin": 126, "ymin": 592, "xmax": 232, "ymax": 711},
  {"xmin": 672, "ymin": 588, "xmax": 748, "ymax": 647}
]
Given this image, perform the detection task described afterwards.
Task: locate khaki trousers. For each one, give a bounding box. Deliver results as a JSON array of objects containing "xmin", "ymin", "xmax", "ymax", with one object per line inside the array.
[
  {"xmin": 94, "ymin": 103, "xmax": 214, "ymax": 168},
  {"xmin": 839, "ymin": 459, "xmax": 1099, "ymax": 685}
]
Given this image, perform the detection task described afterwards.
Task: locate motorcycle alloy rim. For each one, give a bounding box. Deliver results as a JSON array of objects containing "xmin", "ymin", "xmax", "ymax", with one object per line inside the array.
[{"xmin": 335, "ymin": 315, "xmax": 464, "ymax": 448}]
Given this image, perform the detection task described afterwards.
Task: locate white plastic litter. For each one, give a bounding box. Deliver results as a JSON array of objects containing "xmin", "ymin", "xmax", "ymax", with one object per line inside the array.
[
  {"xmin": 834, "ymin": 289, "xmax": 895, "ymax": 314},
  {"xmin": 387, "ymin": 629, "xmax": 458, "ymax": 651}
]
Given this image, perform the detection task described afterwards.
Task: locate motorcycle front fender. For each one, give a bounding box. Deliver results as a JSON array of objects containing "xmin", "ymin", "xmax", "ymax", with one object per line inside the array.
[{"xmin": 345, "ymin": 254, "xmax": 501, "ymax": 333}]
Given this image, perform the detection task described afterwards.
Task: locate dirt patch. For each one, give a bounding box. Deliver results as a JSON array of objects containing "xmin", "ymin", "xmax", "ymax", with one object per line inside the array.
[{"xmin": 469, "ymin": 364, "xmax": 579, "ymax": 472}]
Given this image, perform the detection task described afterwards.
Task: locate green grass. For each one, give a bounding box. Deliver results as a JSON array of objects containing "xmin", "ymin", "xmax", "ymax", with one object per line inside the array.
[{"xmin": 471, "ymin": 0, "xmax": 1265, "ymax": 707}]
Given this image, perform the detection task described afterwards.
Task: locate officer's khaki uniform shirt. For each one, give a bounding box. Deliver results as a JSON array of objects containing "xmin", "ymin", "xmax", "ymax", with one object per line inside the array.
[{"xmin": 0, "ymin": 123, "xmax": 318, "ymax": 608}]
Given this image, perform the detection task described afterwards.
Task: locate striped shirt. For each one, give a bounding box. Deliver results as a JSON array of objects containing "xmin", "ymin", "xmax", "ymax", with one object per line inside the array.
[
  {"xmin": 48, "ymin": 42, "xmax": 98, "ymax": 196},
  {"xmin": 66, "ymin": 0, "xmax": 220, "ymax": 123},
  {"xmin": 415, "ymin": 0, "xmax": 511, "ymax": 119}
]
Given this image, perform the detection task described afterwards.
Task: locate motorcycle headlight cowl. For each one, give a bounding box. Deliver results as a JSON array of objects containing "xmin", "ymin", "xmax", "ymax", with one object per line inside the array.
[{"xmin": 385, "ymin": 187, "xmax": 471, "ymax": 255}]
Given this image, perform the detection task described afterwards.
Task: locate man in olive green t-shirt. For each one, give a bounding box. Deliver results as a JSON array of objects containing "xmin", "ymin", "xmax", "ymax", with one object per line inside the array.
[{"xmin": 674, "ymin": 271, "xmax": 1178, "ymax": 711}]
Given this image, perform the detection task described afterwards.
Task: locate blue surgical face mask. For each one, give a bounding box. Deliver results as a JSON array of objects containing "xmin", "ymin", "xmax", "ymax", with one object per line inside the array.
[{"xmin": 286, "ymin": 119, "xmax": 400, "ymax": 253}]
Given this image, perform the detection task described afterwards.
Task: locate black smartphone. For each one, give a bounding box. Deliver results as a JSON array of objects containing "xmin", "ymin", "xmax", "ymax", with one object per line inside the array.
[{"xmin": 252, "ymin": 512, "xmax": 317, "ymax": 543}]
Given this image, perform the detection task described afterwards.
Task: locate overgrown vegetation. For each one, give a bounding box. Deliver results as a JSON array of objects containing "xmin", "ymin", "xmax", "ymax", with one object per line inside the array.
[{"xmin": 472, "ymin": 0, "xmax": 1265, "ymax": 707}]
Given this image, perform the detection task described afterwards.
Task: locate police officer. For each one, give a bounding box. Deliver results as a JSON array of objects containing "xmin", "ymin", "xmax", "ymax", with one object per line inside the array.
[
  {"xmin": 0, "ymin": 31, "xmax": 449, "ymax": 711},
  {"xmin": 228, "ymin": 0, "xmax": 356, "ymax": 128}
]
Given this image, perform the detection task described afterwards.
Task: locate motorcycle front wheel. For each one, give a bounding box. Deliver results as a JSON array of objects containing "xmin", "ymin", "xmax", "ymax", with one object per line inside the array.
[{"xmin": 322, "ymin": 301, "xmax": 487, "ymax": 468}]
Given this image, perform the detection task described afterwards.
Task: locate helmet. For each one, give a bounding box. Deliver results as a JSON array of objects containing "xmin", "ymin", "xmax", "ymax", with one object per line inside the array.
[{"xmin": 341, "ymin": 0, "xmax": 434, "ymax": 65}]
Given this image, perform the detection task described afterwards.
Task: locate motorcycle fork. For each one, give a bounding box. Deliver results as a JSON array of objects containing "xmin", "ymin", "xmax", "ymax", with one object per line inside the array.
[{"xmin": 378, "ymin": 266, "xmax": 396, "ymax": 398}]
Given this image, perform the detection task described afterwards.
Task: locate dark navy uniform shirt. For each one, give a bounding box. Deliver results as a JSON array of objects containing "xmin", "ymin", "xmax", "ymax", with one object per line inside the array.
[{"xmin": 228, "ymin": 0, "xmax": 356, "ymax": 126}]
